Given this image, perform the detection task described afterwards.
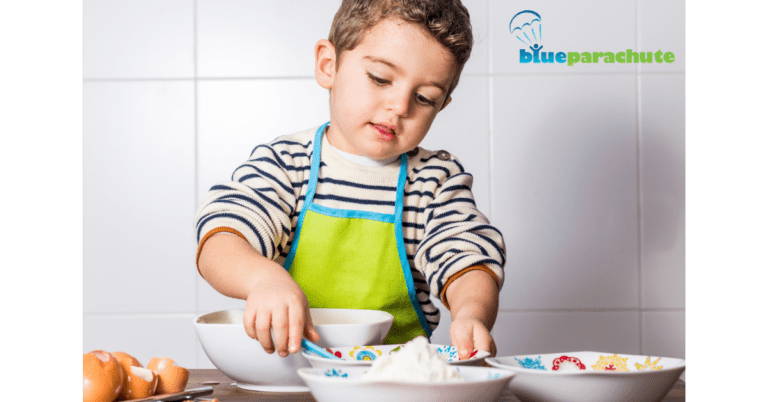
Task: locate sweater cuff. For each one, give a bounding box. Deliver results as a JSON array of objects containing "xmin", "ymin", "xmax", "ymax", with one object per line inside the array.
[
  {"xmin": 196, "ymin": 227, "xmax": 247, "ymax": 277},
  {"xmin": 439, "ymin": 265, "xmax": 501, "ymax": 310}
]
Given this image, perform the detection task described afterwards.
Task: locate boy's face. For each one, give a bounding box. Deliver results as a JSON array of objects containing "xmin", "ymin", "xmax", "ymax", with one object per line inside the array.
[{"xmin": 316, "ymin": 18, "xmax": 457, "ymax": 160}]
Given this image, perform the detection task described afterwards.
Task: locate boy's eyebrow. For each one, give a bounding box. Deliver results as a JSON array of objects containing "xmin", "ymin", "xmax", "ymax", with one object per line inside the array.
[{"xmin": 363, "ymin": 56, "xmax": 446, "ymax": 93}]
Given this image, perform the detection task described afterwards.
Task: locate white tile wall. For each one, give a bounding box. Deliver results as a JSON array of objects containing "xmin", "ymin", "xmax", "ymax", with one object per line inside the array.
[
  {"xmin": 84, "ymin": 81, "xmax": 197, "ymax": 315},
  {"xmin": 84, "ymin": 314, "xmax": 198, "ymax": 369},
  {"xmin": 638, "ymin": 0, "xmax": 685, "ymax": 72},
  {"xmin": 640, "ymin": 74, "xmax": 685, "ymax": 309},
  {"xmin": 84, "ymin": 0, "xmax": 685, "ymax": 368},
  {"xmin": 84, "ymin": 0, "xmax": 195, "ymax": 79},
  {"xmin": 492, "ymin": 74, "xmax": 640, "ymax": 310},
  {"xmin": 196, "ymin": 0, "xmax": 341, "ymax": 78},
  {"xmin": 493, "ymin": 311, "xmax": 641, "ymax": 356}
]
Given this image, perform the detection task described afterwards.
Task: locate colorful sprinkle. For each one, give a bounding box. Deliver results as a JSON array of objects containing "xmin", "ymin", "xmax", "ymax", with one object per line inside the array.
[
  {"xmin": 635, "ymin": 356, "xmax": 663, "ymax": 371},
  {"xmin": 515, "ymin": 356, "xmax": 547, "ymax": 370},
  {"xmin": 591, "ymin": 354, "xmax": 629, "ymax": 372}
]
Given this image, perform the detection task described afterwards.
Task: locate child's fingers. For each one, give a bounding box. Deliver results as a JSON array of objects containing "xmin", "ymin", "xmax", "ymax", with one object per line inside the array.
[
  {"xmin": 303, "ymin": 303, "xmax": 321, "ymax": 342},
  {"xmin": 255, "ymin": 310, "xmax": 274, "ymax": 354},
  {"xmin": 272, "ymin": 307, "xmax": 290, "ymax": 357},
  {"xmin": 287, "ymin": 302, "xmax": 305, "ymax": 354},
  {"xmin": 242, "ymin": 305, "xmax": 258, "ymax": 340},
  {"xmin": 451, "ymin": 324, "xmax": 475, "ymax": 360},
  {"xmin": 472, "ymin": 328, "xmax": 495, "ymax": 356}
]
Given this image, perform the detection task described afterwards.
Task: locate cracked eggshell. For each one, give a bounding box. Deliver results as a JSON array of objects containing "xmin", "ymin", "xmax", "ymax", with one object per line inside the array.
[
  {"xmin": 83, "ymin": 350, "xmax": 124, "ymax": 402},
  {"xmin": 147, "ymin": 357, "xmax": 189, "ymax": 394},
  {"xmin": 121, "ymin": 366, "xmax": 159, "ymax": 400}
]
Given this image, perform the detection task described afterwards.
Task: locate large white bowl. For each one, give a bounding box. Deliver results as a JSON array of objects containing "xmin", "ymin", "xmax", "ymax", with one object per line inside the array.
[
  {"xmin": 193, "ymin": 309, "xmax": 311, "ymax": 392},
  {"xmin": 310, "ymin": 308, "xmax": 394, "ymax": 348},
  {"xmin": 303, "ymin": 343, "xmax": 491, "ymax": 370},
  {"xmin": 486, "ymin": 351, "xmax": 685, "ymax": 402},
  {"xmin": 297, "ymin": 365, "xmax": 514, "ymax": 402},
  {"xmin": 193, "ymin": 308, "xmax": 394, "ymax": 392}
]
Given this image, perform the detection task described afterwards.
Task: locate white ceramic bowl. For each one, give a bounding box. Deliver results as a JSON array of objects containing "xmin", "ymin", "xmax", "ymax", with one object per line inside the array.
[
  {"xmin": 303, "ymin": 343, "xmax": 491, "ymax": 370},
  {"xmin": 193, "ymin": 309, "xmax": 311, "ymax": 392},
  {"xmin": 297, "ymin": 365, "xmax": 514, "ymax": 402},
  {"xmin": 486, "ymin": 351, "xmax": 686, "ymax": 402},
  {"xmin": 193, "ymin": 308, "xmax": 394, "ymax": 392},
  {"xmin": 310, "ymin": 308, "xmax": 394, "ymax": 348}
]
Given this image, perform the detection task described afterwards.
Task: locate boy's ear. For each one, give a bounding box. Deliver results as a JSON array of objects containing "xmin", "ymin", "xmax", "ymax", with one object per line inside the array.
[
  {"xmin": 439, "ymin": 96, "xmax": 452, "ymax": 111},
  {"xmin": 315, "ymin": 39, "xmax": 336, "ymax": 90}
]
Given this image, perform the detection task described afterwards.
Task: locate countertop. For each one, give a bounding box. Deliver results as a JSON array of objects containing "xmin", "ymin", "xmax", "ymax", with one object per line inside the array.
[{"xmin": 187, "ymin": 369, "xmax": 685, "ymax": 401}]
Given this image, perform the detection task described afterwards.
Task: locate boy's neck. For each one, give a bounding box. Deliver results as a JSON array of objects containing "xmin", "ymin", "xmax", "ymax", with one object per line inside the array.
[
  {"xmin": 325, "ymin": 125, "xmax": 399, "ymax": 167},
  {"xmin": 328, "ymin": 141, "xmax": 399, "ymax": 167}
]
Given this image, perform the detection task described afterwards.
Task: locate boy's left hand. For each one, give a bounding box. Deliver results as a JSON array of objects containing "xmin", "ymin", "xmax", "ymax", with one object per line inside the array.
[{"xmin": 449, "ymin": 317, "xmax": 497, "ymax": 359}]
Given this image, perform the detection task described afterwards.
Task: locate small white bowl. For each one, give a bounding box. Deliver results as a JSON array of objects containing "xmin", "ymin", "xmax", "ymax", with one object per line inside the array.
[
  {"xmin": 310, "ymin": 308, "xmax": 394, "ymax": 348},
  {"xmin": 297, "ymin": 365, "xmax": 514, "ymax": 402},
  {"xmin": 303, "ymin": 344, "xmax": 491, "ymax": 370},
  {"xmin": 486, "ymin": 351, "xmax": 685, "ymax": 402}
]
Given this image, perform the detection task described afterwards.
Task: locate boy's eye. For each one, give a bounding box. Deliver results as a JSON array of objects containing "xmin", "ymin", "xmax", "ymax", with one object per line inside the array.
[
  {"xmin": 416, "ymin": 94, "xmax": 437, "ymax": 107},
  {"xmin": 368, "ymin": 73, "xmax": 390, "ymax": 85}
]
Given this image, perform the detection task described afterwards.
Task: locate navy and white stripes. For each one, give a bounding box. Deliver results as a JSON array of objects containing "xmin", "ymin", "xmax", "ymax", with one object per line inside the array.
[{"xmin": 195, "ymin": 126, "xmax": 506, "ymax": 331}]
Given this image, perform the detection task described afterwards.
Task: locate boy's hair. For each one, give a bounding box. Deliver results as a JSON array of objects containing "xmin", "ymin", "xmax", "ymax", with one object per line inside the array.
[{"xmin": 328, "ymin": 0, "xmax": 473, "ymax": 102}]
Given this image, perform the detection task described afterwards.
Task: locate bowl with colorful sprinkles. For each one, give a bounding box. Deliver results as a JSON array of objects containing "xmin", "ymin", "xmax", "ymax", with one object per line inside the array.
[
  {"xmin": 302, "ymin": 342, "xmax": 490, "ymax": 370},
  {"xmin": 485, "ymin": 351, "xmax": 685, "ymax": 402}
]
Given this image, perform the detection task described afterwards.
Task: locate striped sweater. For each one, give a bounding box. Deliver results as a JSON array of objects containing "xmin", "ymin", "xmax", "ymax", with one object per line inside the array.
[{"xmin": 195, "ymin": 125, "xmax": 506, "ymax": 331}]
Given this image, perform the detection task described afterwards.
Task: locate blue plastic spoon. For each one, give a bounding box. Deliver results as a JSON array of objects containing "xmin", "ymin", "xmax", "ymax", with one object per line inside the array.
[{"xmin": 301, "ymin": 338, "xmax": 343, "ymax": 360}]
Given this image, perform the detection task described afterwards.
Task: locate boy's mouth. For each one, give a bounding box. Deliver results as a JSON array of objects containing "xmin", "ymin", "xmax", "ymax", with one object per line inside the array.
[{"xmin": 370, "ymin": 123, "xmax": 396, "ymax": 137}]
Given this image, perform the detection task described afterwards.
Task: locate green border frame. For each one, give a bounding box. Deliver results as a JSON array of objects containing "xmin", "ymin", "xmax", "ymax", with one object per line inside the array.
[{"xmin": 0, "ymin": 1, "xmax": 82, "ymax": 401}]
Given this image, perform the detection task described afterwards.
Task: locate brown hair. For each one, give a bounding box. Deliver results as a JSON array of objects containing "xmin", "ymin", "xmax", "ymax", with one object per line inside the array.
[{"xmin": 328, "ymin": 0, "xmax": 473, "ymax": 102}]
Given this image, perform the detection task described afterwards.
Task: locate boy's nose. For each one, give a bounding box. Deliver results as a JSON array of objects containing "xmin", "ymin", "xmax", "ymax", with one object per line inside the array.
[{"xmin": 386, "ymin": 90, "xmax": 411, "ymax": 117}]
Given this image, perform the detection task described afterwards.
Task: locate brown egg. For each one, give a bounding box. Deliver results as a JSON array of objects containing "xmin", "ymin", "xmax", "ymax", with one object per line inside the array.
[
  {"xmin": 83, "ymin": 350, "xmax": 124, "ymax": 402},
  {"xmin": 121, "ymin": 366, "xmax": 159, "ymax": 400},
  {"xmin": 146, "ymin": 357, "xmax": 189, "ymax": 394},
  {"xmin": 112, "ymin": 351, "xmax": 141, "ymax": 398}
]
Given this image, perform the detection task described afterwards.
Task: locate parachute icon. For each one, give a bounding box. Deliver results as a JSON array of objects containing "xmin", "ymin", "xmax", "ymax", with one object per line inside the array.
[{"xmin": 509, "ymin": 10, "xmax": 542, "ymax": 47}]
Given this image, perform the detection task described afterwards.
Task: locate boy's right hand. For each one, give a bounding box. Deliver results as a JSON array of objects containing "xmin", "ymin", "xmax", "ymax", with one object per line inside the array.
[{"xmin": 242, "ymin": 262, "xmax": 320, "ymax": 357}]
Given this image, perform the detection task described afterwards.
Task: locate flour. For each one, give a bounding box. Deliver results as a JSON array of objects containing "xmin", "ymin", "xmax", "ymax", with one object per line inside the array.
[{"xmin": 361, "ymin": 336, "xmax": 464, "ymax": 383}]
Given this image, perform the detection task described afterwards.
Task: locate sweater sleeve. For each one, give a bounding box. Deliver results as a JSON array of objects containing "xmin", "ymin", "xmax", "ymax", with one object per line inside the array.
[
  {"xmin": 413, "ymin": 158, "xmax": 506, "ymax": 307},
  {"xmin": 194, "ymin": 141, "xmax": 305, "ymax": 268}
]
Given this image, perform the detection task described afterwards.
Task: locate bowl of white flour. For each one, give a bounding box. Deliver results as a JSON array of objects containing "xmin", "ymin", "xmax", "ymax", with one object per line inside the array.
[{"xmin": 297, "ymin": 336, "xmax": 514, "ymax": 402}]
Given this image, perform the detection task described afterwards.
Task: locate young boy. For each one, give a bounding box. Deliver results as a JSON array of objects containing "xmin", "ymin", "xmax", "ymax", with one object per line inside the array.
[{"xmin": 196, "ymin": 0, "xmax": 506, "ymax": 360}]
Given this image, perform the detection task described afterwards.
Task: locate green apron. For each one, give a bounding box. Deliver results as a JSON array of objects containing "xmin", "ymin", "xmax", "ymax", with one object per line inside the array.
[{"xmin": 282, "ymin": 122, "xmax": 432, "ymax": 343}]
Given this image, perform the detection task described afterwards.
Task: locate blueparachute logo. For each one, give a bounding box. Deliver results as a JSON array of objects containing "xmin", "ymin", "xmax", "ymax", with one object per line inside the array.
[{"xmin": 510, "ymin": 10, "xmax": 675, "ymax": 66}]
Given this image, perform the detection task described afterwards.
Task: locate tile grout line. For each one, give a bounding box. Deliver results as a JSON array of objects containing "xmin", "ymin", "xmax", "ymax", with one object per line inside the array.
[
  {"xmin": 193, "ymin": 0, "xmax": 199, "ymax": 324},
  {"xmin": 496, "ymin": 308, "xmax": 684, "ymax": 313},
  {"xmin": 635, "ymin": 0, "xmax": 644, "ymax": 356},
  {"xmin": 81, "ymin": 71, "xmax": 685, "ymax": 83},
  {"xmin": 487, "ymin": 0, "xmax": 494, "ymax": 222}
]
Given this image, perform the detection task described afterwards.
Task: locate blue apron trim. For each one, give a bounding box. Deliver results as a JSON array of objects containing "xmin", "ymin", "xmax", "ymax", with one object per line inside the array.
[
  {"xmin": 282, "ymin": 123, "xmax": 328, "ymax": 271},
  {"xmin": 394, "ymin": 153, "xmax": 433, "ymax": 339},
  {"xmin": 308, "ymin": 202, "xmax": 395, "ymax": 223}
]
